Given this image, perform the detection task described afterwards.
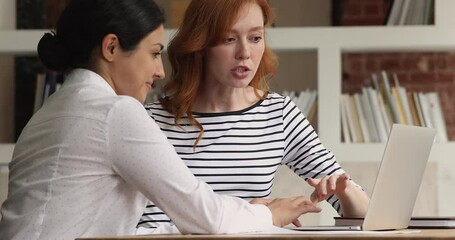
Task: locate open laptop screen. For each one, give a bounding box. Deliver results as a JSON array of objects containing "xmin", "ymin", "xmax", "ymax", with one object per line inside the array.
[{"xmin": 290, "ymin": 124, "xmax": 436, "ymax": 232}]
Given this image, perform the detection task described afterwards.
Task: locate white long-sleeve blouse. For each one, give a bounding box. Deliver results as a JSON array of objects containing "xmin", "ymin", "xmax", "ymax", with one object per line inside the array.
[{"xmin": 0, "ymin": 69, "xmax": 272, "ymax": 240}]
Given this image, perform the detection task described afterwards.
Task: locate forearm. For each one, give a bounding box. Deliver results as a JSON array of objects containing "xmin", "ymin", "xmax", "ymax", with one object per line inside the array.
[{"xmin": 337, "ymin": 183, "xmax": 370, "ymax": 217}]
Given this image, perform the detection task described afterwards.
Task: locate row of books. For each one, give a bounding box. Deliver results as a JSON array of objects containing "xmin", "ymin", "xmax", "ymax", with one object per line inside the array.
[
  {"xmin": 33, "ymin": 71, "xmax": 64, "ymax": 113},
  {"xmin": 341, "ymin": 70, "xmax": 448, "ymax": 143},
  {"xmin": 282, "ymin": 89, "xmax": 317, "ymax": 124},
  {"xmin": 386, "ymin": 0, "xmax": 434, "ymax": 25}
]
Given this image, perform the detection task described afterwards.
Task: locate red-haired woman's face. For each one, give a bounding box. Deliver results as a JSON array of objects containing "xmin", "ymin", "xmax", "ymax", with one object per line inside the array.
[{"xmin": 204, "ymin": 2, "xmax": 265, "ymax": 91}]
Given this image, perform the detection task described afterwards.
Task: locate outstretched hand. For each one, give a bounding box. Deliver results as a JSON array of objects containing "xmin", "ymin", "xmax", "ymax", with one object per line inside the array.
[
  {"xmin": 307, "ymin": 173, "xmax": 350, "ymax": 203},
  {"xmin": 250, "ymin": 196, "xmax": 321, "ymax": 227}
]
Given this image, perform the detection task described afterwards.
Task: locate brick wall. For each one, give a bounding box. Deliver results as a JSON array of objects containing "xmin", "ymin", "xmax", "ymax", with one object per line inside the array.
[
  {"xmin": 339, "ymin": 0, "xmax": 390, "ymax": 26},
  {"xmin": 340, "ymin": 0, "xmax": 454, "ymax": 140}
]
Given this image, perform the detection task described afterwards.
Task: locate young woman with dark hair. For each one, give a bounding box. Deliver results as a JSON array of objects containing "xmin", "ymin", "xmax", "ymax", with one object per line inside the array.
[{"xmin": 0, "ymin": 0, "xmax": 318, "ymax": 239}]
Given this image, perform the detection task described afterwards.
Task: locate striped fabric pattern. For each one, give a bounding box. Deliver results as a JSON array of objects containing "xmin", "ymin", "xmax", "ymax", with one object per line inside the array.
[{"xmin": 138, "ymin": 92, "xmax": 345, "ymax": 229}]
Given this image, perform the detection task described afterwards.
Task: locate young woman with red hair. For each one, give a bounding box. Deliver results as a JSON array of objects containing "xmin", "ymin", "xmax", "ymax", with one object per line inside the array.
[{"xmin": 141, "ymin": 0, "xmax": 369, "ymax": 233}]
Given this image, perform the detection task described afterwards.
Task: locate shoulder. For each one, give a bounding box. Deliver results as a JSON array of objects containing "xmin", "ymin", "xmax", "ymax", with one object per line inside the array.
[
  {"xmin": 260, "ymin": 91, "xmax": 292, "ymax": 107},
  {"xmin": 106, "ymin": 96, "xmax": 165, "ymax": 138},
  {"xmin": 108, "ymin": 96, "xmax": 150, "ymax": 122},
  {"xmin": 114, "ymin": 95, "xmax": 145, "ymax": 109}
]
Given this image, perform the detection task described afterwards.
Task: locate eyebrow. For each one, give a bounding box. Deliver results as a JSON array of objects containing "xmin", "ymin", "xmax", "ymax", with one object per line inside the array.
[{"xmin": 230, "ymin": 26, "xmax": 264, "ymax": 34}]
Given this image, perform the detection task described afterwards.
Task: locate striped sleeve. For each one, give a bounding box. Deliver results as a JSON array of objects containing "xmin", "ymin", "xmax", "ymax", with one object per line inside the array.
[{"xmin": 281, "ymin": 96, "xmax": 345, "ymax": 215}]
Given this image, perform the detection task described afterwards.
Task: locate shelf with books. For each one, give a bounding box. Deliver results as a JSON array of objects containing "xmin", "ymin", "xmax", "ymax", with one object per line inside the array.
[
  {"xmin": 341, "ymin": 69, "xmax": 451, "ymax": 144},
  {"xmin": 0, "ymin": 0, "xmax": 455, "ymax": 159},
  {"xmin": 3, "ymin": 25, "xmax": 455, "ymax": 157},
  {"xmin": 3, "ymin": 23, "xmax": 455, "ymax": 157}
]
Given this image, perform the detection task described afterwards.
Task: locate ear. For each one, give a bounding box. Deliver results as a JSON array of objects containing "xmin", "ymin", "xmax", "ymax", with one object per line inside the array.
[{"xmin": 101, "ymin": 33, "xmax": 119, "ymax": 62}]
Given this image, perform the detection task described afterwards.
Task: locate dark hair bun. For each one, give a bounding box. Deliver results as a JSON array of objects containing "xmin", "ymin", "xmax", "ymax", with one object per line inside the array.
[{"xmin": 37, "ymin": 32, "xmax": 71, "ymax": 71}]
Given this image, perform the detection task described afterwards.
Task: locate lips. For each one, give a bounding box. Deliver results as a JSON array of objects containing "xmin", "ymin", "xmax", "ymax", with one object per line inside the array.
[
  {"xmin": 146, "ymin": 82, "xmax": 153, "ymax": 90},
  {"xmin": 231, "ymin": 66, "xmax": 251, "ymax": 79},
  {"xmin": 232, "ymin": 66, "xmax": 250, "ymax": 72}
]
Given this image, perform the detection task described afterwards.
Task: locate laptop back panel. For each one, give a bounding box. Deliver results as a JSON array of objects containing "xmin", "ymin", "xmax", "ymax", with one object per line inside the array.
[{"xmin": 362, "ymin": 124, "xmax": 436, "ymax": 231}]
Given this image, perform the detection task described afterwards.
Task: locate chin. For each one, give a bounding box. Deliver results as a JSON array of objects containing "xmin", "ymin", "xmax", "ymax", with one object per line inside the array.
[{"xmin": 135, "ymin": 95, "xmax": 146, "ymax": 104}]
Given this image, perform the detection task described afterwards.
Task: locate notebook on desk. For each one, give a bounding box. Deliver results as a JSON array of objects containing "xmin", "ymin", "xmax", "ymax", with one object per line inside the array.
[
  {"xmin": 290, "ymin": 124, "xmax": 436, "ymax": 231},
  {"xmin": 334, "ymin": 216, "xmax": 455, "ymax": 229}
]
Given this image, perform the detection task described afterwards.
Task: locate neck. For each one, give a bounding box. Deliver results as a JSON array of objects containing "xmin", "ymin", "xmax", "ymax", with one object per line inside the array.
[{"xmin": 193, "ymin": 86, "xmax": 262, "ymax": 113}]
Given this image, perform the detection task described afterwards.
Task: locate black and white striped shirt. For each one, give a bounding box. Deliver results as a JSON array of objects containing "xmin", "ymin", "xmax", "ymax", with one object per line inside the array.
[{"xmin": 139, "ymin": 92, "xmax": 346, "ymax": 229}]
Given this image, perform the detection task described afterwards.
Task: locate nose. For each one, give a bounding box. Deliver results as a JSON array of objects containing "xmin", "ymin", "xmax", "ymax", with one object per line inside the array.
[
  {"xmin": 236, "ymin": 40, "xmax": 250, "ymax": 60},
  {"xmin": 154, "ymin": 59, "xmax": 165, "ymax": 80}
]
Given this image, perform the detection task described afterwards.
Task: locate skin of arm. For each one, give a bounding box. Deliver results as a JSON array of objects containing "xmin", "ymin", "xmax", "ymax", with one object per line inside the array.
[{"xmin": 307, "ymin": 173, "xmax": 369, "ymax": 217}]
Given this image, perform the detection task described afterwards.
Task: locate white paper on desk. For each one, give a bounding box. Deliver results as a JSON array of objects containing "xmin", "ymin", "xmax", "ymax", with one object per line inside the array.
[{"xmin": 242, "ymin": 226, "xmax": 420, "ymax": 235}]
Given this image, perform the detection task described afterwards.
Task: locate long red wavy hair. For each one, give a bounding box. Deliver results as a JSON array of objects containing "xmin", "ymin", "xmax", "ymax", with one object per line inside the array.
[{"xmin": 162, "ymin": 0, "xmax": 277, "ymax": 147}]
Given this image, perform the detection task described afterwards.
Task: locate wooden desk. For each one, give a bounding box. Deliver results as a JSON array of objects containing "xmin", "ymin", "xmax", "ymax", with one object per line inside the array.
[{"xmin": 78, "ymin": 229, "xmax": 455, "ymax": 240}]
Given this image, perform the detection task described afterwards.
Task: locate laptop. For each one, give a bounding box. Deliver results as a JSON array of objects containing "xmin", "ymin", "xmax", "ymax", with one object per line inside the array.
[{"xmin": 291, "ymin": 124, "xmax": 436, "ymax": 231}]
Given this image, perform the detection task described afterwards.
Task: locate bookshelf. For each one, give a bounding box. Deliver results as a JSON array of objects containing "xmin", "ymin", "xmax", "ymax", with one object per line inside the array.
[{"xmin": 1, "ymin": 0, "xmax": 455, "ymax": 222}]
